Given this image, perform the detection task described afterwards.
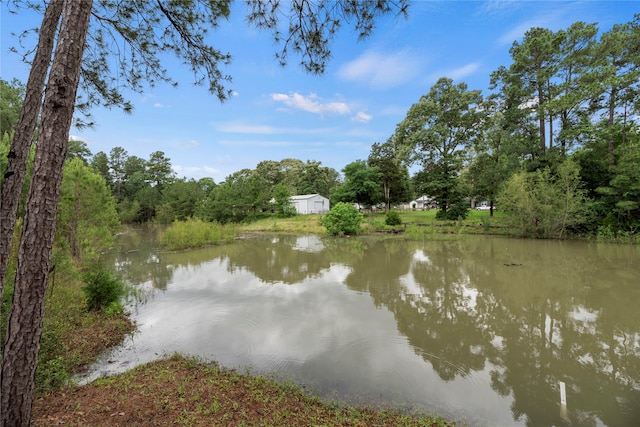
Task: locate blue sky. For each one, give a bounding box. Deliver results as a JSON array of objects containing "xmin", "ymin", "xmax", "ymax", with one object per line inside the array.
[{"xmin": 1, "ymin": 1, "xmax": 638, "ymax": 183}]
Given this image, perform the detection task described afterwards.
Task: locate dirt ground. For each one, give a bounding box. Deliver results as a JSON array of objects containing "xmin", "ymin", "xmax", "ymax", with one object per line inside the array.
[{"xmin": 32, "ymin": 355, "xmax": 451, "ymax": 427}]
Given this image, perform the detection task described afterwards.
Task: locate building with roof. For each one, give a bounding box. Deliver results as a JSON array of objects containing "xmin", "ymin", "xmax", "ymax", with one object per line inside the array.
[{"xmin": 290, "ymin": 194, "xmax": 329, "ymax": 214}]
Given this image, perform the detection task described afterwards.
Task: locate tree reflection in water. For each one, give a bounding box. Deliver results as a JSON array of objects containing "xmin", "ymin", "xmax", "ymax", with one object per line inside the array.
[{"xmin": 110, "ymin": 232, "xmax": 640, "ymax": 426}]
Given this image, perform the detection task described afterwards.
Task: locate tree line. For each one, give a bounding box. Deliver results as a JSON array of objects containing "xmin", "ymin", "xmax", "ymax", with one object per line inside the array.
[
  {"xmin": 390, "ymin": 17, "xmax": 640, "ymax": 237},
  {"xmin": 3, "ymin": 5, "xmax": 640, "ymax": 239},
  {"xmin": 2, "ymin": 16, "xmax": 639, "ymax": 239}
]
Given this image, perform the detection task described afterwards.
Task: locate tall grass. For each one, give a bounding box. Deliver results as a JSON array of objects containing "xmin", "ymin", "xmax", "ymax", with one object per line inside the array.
[
  {"xmin": 594, "ymin": 225, "xmax": 640, "ymax": 244},
  {"xmin": 239, "ymin": 214, "xmax": 325, "ymax": 234},
  {"xmin": 160, "ymin": 218, "xmax": 237, "ymax": 251}
]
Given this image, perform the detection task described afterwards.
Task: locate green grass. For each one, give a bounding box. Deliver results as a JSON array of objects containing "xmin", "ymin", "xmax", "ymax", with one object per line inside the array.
[
  {"xmin": 239, "ymin": 213, "xmax": 326, "ymax": 234},
  {"xmin": 238, "ymin": 209, "xmax": 510, "ymax": 239},
  {"xmin": 159, "ymin": 218, "xmax": 238, "ymax": 250},
  {"xmin": 36, "ymin": 354, "xmax": 458, "ymax": 426}
]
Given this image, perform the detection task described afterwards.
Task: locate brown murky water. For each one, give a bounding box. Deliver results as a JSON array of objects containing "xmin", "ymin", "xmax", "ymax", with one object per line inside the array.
[{"xmin": 85, "ymin": 228, "xmax": 640, "ymax": 426}]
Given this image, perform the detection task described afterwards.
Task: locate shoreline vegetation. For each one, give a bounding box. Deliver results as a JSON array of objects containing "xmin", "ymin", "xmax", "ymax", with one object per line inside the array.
[{"xmin": 30, "ymin": 210, "xmax": 637, "ymax": 426}]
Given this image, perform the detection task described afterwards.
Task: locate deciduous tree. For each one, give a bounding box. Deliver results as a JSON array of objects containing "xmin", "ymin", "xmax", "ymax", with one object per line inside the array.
[
  {"xmin": 368, "ymin": 138, "xmax": 412, "ymax": 211},
  {"xmin": 395, "ymin": 77, "xmax": 484, "ymax": 217},
  {"xmin": 332, "ymin": 160, "xmax": 383, "ymax": 209}
]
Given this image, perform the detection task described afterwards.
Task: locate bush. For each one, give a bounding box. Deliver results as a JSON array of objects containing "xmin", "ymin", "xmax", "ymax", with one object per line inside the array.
[
  {"xmin": 82, "ymin": 264, "xmax": 125, "ymax": 312},
  {"xmin": 498, "ymin": 160, "xmax": 588, "ymax": 238},
  {"xmin": 320, "ymin": 202, "xmax": 363, "ymax": 236},
  {"xmin": 385, "ymin": 210, "xmax": 402, "ymax": 226},
  {"xmin": 435, "ymin": 202, "xmax": 469, "ymax": 221}
]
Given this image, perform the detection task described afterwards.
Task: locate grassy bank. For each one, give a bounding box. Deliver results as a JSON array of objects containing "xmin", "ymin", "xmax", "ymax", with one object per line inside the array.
[
  {"xmin": 0, "ymin": 262, "xmax": 133, "ymax": 395},
  {"xmin": 238, "ymin": 213, "xmax": 327, "ymax": 234},
  {"xmin": 33, "ymin": 354, "xmax": 453, "ymax": 426},
  {"xmin": 39, "ymin": 289, "xmax": 133, "ymax": 392},
  {"xmin": 238, "ymin": 209, "xmax": 511, "ymax": 238}
]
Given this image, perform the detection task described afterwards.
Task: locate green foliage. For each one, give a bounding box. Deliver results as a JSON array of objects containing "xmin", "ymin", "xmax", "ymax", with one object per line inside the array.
[
  {"xmin": 82, "ymin": 264, "xmax": 125, "ymax": 312},
  {"xmin": 281, "ymin": 203, "xmax": 298, "ymax": 218},
  {"xmin": 200, "ymin": 169, "xmax": 271, "ymax": 224},
  {"xmin": 272, "ymin": 184, "xmax": 297, "ymax": 218},
  {"xmin": 58, "ymin": 157, "xmax": 120, "ymax": 260},
  {"xmin": 320, "ymin": 202, "xmax": 363, "ymax": 236},
  {"xmin": 0, "ymin": 78, "xmax": 25, "ymax": 136},
  {"xmin": 435, "ymin": 201, "xmax": 469, "ymax": 220},
  {"xmin": 66, "ymin": 139, "xmax": 93, "ymax": 164},
  {"xmin": 0, "ymin": 132, "xmax": 10, "ymax": 185},
  {"xmin": 35, "ymin": 356, "xmax": 70, "ymax": 393},
  {"xmin": 498, "ymin": 159, "xmax": 588, "ymax": 238},
  {"xmin": 368, "ymin": 139, "xmax": 413, "ymax": 209},
  {"xmin": 117, "ymin": 198, "xmax": 142, "ymax": 223},
  {"xmin": 161, "ymin": 178, "xmax": 205, "ymax": 221},
  {"xmin": 596, "ymin": 224, "xmax": 640, "ymax": 244},
  {"xmin": 255, "ymin": 159, "xmax": 339, "ymax": 198},
  {"xmin": 331, "ymin": 160, "xmax": 383, "ymax": 208},
  {"xmin": 396, "ymin": 77, "xmax": 484, "ymax": 215},
  {"xmin": 385, "ymin": 209, "xmax": 402, "ymax": 226},
  {"xmin": 603, "ymin": 137, "xmax": 640, "ymax": 229},
  {"xmin": 159, "ymin": 218, "xmax": 237, "ymax": 250}
]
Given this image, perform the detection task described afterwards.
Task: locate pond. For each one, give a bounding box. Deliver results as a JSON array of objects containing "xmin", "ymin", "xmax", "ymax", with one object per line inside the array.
[{"xmin": 84, "ymin": 227, "xmax": 640, "ymax": 426}]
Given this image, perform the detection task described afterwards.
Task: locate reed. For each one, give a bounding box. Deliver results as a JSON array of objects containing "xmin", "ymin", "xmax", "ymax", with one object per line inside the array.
[{"xmin": 160, "ymin": 218, "xmax": 237, "ymax": 251}]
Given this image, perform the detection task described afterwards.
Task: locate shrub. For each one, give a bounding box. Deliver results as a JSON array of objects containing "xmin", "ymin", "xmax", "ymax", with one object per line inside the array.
[
  {"xmin": 82, "ymin": 264, "xmax": 125, "ymax": 312},
  {"xmin": 435, "ymin": 202, "xmax": 469, "ymax": 220},
  {"xmin": 385, "ymin": 210, "xmax": 402, "ymax": 226},
  {"xmin": 320, "ymin": 202, "xmax": 363, "ymax": 236},
  {"xmin": 498, "ymin": 160, "xmax": 588, "ymax": 238}
]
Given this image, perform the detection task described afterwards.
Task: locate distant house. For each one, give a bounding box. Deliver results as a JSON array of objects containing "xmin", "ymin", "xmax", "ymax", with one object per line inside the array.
[
  {"xmin": 291, "ymin": 194, "xmax": 329, "ymax": 214},
  {"xmin": 408, "ymin": 195, "xmax": 435, "ymax": 210}
]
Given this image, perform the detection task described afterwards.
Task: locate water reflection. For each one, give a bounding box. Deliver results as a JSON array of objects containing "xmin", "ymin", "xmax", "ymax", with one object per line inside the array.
[{"xmin": 96, "ymin": 232, "xmax": 640, "ymax": 426}]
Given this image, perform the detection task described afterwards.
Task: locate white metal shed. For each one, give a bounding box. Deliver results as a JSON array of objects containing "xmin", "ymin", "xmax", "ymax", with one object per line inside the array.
[{"xmin": 290, "ymin": 194, "xmax": 329, "ymax": 214}]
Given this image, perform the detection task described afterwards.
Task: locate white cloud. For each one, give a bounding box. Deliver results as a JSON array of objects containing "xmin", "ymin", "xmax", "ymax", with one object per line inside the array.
[
  {"xmin": 496, "ymin": 4, "xmax": 577, "ymax": 47},
  {"xmin": 447, "ymin": 62, "xmax": 481, "ymax": 80},
  {"xmin": 153, "ymin": 102, "xmax": 164, "ymax": 108},
  {"xmin": 351, "ymin": 111, "xmax": 372, "ymax": 123},
  {"xmin": 172, "ymin": 165, "xmax": 221, "ymax": 180},
  {"xmin": 214, "ymin": 121, "xmax": 334, "ymax": 135},
  {"xmin": 216, "ymin": 123, "xmax": 278, "ymax": 134},
  {"xmin": 179, "ymin": 140, "xmax": 199, "ymax": 148},
  {"xmin": 218, "ymin": 139, "xmax": 299, "ymax": 147},
  {"xmin": 498, "ymin": 21, "xmax": 535, "ymax": 46},
  {"xmin": 479, "ymin": 0, "xmax": 523, "ymax": 15},
  {"xmin": 423, "ymin": 62, "xmax": 482, "ymax": 86},
  {"xmin": 338, "ymin": 49, "xmax": 423, "ymax": 88},
  {"xmin": 270, "ymin": 92, "xmax": 350, "ymax": 116}
]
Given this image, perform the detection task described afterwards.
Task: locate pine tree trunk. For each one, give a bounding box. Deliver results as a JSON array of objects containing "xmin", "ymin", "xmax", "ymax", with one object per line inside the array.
[
  {"xmin": 538, "ymin": 84, "xmax": 546, "ymax": 152},
  {"xmin": 0, "ymin": 1, "xmax": 92, "ymax": 425},
  {"xmin": 608, "ymin": 87, "xmax": 617, "ymax": 165},
  {"xmin": 0, "ymin": 0, "xmax": 63, "ymax": 300}
]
